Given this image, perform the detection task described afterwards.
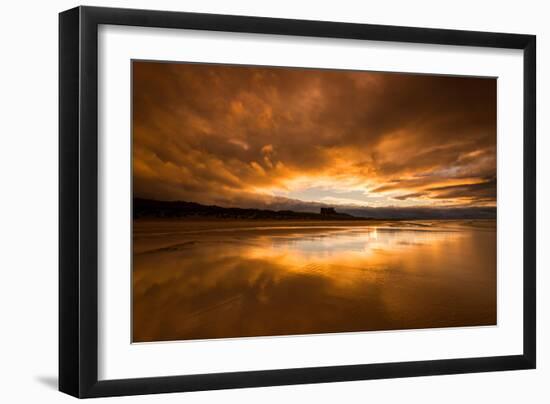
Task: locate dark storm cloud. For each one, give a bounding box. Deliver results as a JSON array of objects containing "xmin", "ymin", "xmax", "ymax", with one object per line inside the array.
[
  {"xmin": 393, "ymin": 192, "xmax": 426, "ymax": 201},
  {"xmin": 427, "ymin": 177, "xmax": 497, "ymax": 200},
  {"xmin": 132, "ymin": 61, "xmax": 496, "ymax": 208}
]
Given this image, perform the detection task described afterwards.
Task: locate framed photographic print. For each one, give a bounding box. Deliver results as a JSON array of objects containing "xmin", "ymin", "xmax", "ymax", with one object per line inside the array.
[{"xmin": 59, "ymin": 6, "xmax": 536, "ymax": 398}]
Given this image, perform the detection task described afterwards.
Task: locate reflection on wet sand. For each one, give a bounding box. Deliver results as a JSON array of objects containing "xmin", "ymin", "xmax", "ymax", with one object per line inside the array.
[{"xmin": 132, "ymin": 220, "xmax": 496, "ymax": 342}]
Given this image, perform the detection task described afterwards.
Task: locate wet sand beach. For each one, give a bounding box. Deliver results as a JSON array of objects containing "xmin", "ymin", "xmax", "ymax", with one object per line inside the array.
[{"xmin": 132, "ymin": 219, "xmax": 496, "ymax": 342}]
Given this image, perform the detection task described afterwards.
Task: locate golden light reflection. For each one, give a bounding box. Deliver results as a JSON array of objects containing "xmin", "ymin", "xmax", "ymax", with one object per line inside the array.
[{"xmin": 133, "ymin": 220, "xmax": 496, "ymax": 342}]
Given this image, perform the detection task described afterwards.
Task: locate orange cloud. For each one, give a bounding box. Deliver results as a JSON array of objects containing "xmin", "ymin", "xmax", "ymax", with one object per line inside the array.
[{"xmin": 132, "ymin": 61, "xmax": 496, "ymax": 210}]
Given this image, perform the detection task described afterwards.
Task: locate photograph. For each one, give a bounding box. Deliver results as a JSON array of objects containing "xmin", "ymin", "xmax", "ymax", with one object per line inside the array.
[{"xmin": 131, "ymin": 61, "xmax": 497, "ymax": 343}]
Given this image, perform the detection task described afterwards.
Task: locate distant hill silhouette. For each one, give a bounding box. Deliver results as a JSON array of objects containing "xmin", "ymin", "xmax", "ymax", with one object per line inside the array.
[
  {"xmin": 341, "ymin": 206, "xmax": 496, "ymax": 220},
  {"xmin": 133, "ymin": 198, "xmax": 496, "ymax": 220},
  {"xmin": 133, "ymin": 198, "xmax": 357, "ymax": 220}
]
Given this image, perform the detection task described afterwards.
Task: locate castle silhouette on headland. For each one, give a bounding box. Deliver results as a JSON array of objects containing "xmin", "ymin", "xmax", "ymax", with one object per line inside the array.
[{"xmin": 133, "ymin": 198, "xmax": 496, "ymax": 220}]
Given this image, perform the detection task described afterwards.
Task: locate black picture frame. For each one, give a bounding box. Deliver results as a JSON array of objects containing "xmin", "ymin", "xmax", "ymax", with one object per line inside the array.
[{"xmin": 59, "ymin": 5, "xmax": 536, "ymax": 398}]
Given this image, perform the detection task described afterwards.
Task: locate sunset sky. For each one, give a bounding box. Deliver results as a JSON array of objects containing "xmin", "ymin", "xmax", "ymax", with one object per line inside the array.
[{"xmin": 132, "ymin": 61, "xmax": 496, "ymax": 211}]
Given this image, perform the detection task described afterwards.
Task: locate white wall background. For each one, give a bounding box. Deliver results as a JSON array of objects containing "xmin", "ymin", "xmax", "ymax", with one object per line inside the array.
[{"xmin": 0, "ymin": 0, "xmax": 546, "ymax": 402}]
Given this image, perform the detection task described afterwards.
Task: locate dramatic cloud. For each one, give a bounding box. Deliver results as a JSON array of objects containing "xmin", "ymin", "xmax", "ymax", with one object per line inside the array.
[{"xmin": 133, "ymin": 61, "xmax": 496, "ymax": 209}]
